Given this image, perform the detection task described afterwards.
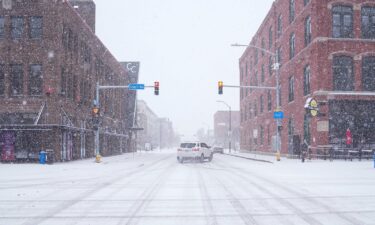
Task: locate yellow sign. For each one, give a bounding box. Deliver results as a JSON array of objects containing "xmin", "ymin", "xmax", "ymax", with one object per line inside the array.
[{"xmin": 309, "ymin": 98, "xmax": 318, "ymax": 117}]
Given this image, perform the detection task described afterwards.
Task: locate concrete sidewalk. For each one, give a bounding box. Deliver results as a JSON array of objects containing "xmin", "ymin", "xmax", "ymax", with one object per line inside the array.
[{"xmin": 222, "ymin": 149, "xmax": 287, "ymax": 163}]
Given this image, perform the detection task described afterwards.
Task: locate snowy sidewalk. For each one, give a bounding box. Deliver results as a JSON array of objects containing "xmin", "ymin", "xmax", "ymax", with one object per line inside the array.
[{"xmin": 222, "ymin": 149, "xmax": 279, "ymax": 163}]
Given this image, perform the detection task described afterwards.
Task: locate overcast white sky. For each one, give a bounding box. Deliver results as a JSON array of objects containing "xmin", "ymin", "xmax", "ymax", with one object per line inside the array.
[{"xmin": 94, "ymin": 0, "xmax": 274, "ymax": 136}]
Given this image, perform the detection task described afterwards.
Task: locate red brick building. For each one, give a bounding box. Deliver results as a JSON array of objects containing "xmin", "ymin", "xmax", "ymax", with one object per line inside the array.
[
  {"xmin": 239, "ymin": 0, "xmax": 375, "ymax": 155},
  {"xmin": 0, "ymin": 0, "xmax": 132, "ymax": 162}
]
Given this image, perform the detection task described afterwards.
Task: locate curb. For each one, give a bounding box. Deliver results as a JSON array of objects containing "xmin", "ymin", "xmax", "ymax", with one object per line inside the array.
[{"xmin": 223, "ymin": 153, "xmax": 273, "ymax": 164}]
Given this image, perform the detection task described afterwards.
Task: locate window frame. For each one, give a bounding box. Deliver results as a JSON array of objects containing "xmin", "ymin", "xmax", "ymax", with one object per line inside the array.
[
  {"xmin": 303, "ymin": 65, "xmax": 311, "ymax": 95},
  {"xmin": 288, "ymin": 76, "xmax": 295, "ymax": 102},
  {"xmin": 305, "ymin": 16, "xmax": 312, "ymax": 46},
  {"xmin": 361, "ymin": 6, "xmax": 375, "ymax": 39},
  {"xmin": 289, "ymin": 0, "xmax": 295, "ymax": 23},
  {"xmin": 333, "ymin": 56, "xmax": 354, "ymax": 91},
  {"xmin": 0, "ymin": 16, "xmax": 5, "ymax": 39},
  {"xmin": 362, "ymin": 56, "xmax": 375, "ymax": 91},
  {"xmin": 0, "ymin": 64, "xmax": 5, "ymax": 96},
  {"xmin": 289, "ymin": 33, "xmax": 295, "ymax": 59},
  {"xmin": 29, "ymin": 64, "xmax": 43, "ymax": 96},
  {"xmin": 332, "ymin": 5, "xmax": 353, "ymax": 38},
  {"xmin": 11, "ymin": 16, "xmax": 24, "ymax": 39},
  {"xmin": 29, "ymin": 16, "xmax": 43, "ymax": 39},
  {"xmin": 10, "ymin": 64, "xmax": 24, "ymax": 96}
]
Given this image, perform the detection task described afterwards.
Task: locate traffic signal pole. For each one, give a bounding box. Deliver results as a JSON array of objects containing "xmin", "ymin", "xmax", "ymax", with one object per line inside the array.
[{"xmin": 94, "ymin": 82, "xmax": 158, "ymax": 161}]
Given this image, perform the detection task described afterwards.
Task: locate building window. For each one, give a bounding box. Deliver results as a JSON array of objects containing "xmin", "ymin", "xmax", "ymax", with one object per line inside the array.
[
  {"xmin": 333, "ymin": 56, "xmax": 354, "ymax": 91},
  {"xmin": 305, "ymin": 16, "xmax": 312, "ymax": 46},
  {"xmin": 29, "ymin": 64, "xmax": 42, "ymax": 96},
  {"xmin": 332, "ymin": 5, "xmax": 353, "ymax": 38},
  {"xmin": 277, "ymin": 14, "xmax": 282, "ymax": 37},
  {"xmin": 304, "ymin": 0, "xmax": 310, "ymax": 6},
  {"xmin": 303, "ymin": 65, "xmax": 311, "ymax": 95},
  {"xmin": 11, "ymin": 16, "xmax": 24, "ymax": 39},
  {"xmin": 254, "ymin": 49, "xmax": 258, "ymax": 65},
  {"xmin": 269, "ymin": 56, "xmax": 273, "ymax": 76},
  {"xmin": 260, "ymin": 95, "xmax": 264, "ymax": 113},
  {"xmin": 29, "ymin": 16, "xmax": 42, "ymax": 39},
  {"xmin": 0, "ymin": 17, "xmax": 5, "ymax": 39},
  {"xmin": 267, "ymin": 124, "xmax": 271, "ymax": 145},
  {"xmin": 254, "ymin": 103, "xmax": 258, "ymax": 117},
  {"xmin": 288, "ymin": 76, "xmax": 294, "ymax": 102},
  {"xmin": 261, "ymin": 38, "xmax": 265, "ymax": 56},
  {"xmin": 267, "ymin": 90, "xmax": 272, "ymax": 111},
  {"xmin": 289, "ymin": 0, "xmax": 295, "ymax": 23},
  {"xmin": 277, "ymin": 47, "xmax": 282, "ymax": 66},
  {"xmin": 261, "ymin": 64, "xmax": 265, "ymax": 83},
  {"xmin": 10, "ymin": 64, "xmax": 23, "ymax": 96},
  {"xmin": 304, "ymin": 114, "xmax": 311, "ymax": 144},
  {"xmin": 279, "ymin": 84, "xmax": 282, "ymax": 106},
  {"xmin": 288, "ymin": 117, "xmax": 294, "ymax": 137},
  {"xmin": 269, "ymin": 26, "xmax": 273, "ymax": 49},
  {"xmin": 289, "ymin": 33, "xmax": 295, "ymax": 59},
  {"xmin": 362, "ymin": 56, "xmax": 375, "ymax": 91},
  {"xmin": 245, "ymin": 62, "xmax": 248, "ymax": 78},
  {"xmin": 260, "ymin": 125, "xmax": 264, "ymax": 145},
  {"xmin": 254, "ymin": 71, "xmax": 258, "ymax": 86},
  {"xmin": 362, "ymin": 7, "xmax": 375, "ymax": 39},
  {"xmin": 61, "ymin": 67, "xmax": 66, "ymax": 95},
  {"xmin": 0, "ymin": 64, "xmax": 4, "ymax": 96}
]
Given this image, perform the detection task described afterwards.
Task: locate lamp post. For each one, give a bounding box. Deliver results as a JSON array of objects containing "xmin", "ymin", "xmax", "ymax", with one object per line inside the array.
[
  {"xmin": 216, "ymin": 100, "xmax": 232, "ymax": 153},
  {"xmin": 231, "ymin": 43, "xmax": 281, "ymax": 156}
]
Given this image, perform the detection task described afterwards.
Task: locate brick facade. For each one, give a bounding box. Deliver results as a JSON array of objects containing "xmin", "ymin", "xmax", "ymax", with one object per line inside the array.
[
  {"xmin": 0, "ymin": 0, "xmax": 132, "ymax": 162},
  {"xmin": 240, "ymin": 0, "xmax": 375, "ymax": 155}
]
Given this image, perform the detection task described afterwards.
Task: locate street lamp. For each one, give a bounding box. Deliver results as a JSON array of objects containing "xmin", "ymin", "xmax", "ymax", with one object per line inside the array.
[
  {"xmin": 216, "ymin": 100, "xmax": 232, "ymax": 153},
  {"xmin": 231, "ymin": 43, "xmax": 281, "ymax": 156}
]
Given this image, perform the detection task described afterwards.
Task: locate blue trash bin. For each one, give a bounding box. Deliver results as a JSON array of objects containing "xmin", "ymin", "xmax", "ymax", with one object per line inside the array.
[{"xmin": 39, "ymin": 151, "xmax": 46, "ymax": 164}]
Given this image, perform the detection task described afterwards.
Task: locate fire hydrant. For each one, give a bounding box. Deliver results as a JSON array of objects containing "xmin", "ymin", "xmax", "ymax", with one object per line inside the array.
[
  {"xmin": 95, "ymin": 154, "xmax": 101, "ymax": 163},
  {"xmin": 276, "ymin": 151, "xmax": 281, "ymax": 161}
]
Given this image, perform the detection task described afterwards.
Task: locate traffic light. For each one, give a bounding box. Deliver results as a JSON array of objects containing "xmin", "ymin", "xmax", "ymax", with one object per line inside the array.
[
  {"xmin": 218, "ymin": 81, "xmax": 223, "ymax": 95},
  {"xmin": 92, "ymin": 106, "xmax": 100, "ymax": 117},
  {"xmin": 154, "ymin": 81, "xmax": 159, "ymax": 95}
]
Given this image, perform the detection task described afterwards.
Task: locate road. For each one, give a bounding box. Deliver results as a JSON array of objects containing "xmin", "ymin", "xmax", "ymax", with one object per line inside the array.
[{"xmin": 0, "ymin": 150, "xmax": 375, "ymax": 225}]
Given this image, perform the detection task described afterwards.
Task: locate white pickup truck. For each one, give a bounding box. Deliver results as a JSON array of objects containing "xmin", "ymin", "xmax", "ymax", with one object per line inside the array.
[{"xmin": 177, "ymin": 142, "xmax": 213, "ymax": 163}]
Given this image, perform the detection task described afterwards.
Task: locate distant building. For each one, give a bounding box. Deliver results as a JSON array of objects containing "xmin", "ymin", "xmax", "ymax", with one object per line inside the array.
[
  {"xmin": 159, "ymin": 118, "xmax": 176, "ymax": 149},
  {"xmin": 0, "ymin": 0, "xmax": 131, "ymax": 162},
  {"xmin": 239, "ymin": 0, "xmax": 375, "ymax": 155},
  {"xmin": 214, "ymin": 111, "xmax": 240, "ymax": 150},
  {"xmin": 137, "ymin": 100, "xmax": 159, "ymax": 150}
]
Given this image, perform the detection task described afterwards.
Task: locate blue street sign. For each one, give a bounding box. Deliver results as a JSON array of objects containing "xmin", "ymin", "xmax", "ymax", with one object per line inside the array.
[
  {"xmin": 128, "ymin": 83, "xmax": 145, "ymax": 90},
  {"xmin": 273, "ymin": 111, "xmax": 284, "ymax": 119}
]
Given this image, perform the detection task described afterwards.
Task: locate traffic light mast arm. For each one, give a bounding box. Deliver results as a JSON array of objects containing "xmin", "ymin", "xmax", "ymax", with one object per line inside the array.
[{"xmin": 224, "ymin": 84, "xmax": 277, "ymax": 90}]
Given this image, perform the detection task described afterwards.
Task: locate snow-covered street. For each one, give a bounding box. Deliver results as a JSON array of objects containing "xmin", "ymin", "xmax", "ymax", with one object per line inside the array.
[{"xmin": 1, "ymin": 150, "xmax": 375, "ymax": 225}]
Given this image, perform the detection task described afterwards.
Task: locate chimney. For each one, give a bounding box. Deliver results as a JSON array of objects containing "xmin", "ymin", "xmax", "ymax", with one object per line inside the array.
[{"xmin": 68, "ymin": 0, "xmax": 96, "ymax": 33}]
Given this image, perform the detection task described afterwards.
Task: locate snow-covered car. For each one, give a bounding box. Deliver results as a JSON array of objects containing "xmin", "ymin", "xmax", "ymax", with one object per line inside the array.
[
  {"xmin": 177, "ymin": 142, "xmax": 213, "ymax": 163},
  {"xmin": 212, "ymin": 146, "xmax": 224, "ymax": 154}
]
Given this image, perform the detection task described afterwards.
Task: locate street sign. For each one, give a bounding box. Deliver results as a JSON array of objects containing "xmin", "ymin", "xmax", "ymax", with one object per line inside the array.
[
  {"xmin": 128, "ymin": 83, "xmax": 145, "ymax": 90},
  {"xmin": 273, "ymin": 111, "xmax": 284, "ymax": 119}
]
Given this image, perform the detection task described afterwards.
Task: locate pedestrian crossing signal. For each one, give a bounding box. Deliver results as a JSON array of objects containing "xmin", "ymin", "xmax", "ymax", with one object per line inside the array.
[
  {"xmin": 218, "ymin": 81, "xmax": 223, "ymax": 95},
  {"xmin": 92, "ymin": 107, "xmax": 100, "ymax": 117},
  {"xmin": 154, "ymin": 81, "xmax": 159, "ymax": 95}
]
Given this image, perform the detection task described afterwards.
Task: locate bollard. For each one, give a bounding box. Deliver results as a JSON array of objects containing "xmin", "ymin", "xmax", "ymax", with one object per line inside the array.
[
  {"xmin": 276, "ymin": 151, "xmax": 281, "ymax": 161},
  {"xmin": 95, "ymin": 154, "xmax": 101, "ymax": 163}
]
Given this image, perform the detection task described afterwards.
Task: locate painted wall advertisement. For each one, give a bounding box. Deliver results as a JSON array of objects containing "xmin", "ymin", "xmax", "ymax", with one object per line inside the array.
[{"xmin": 1, "ymin": 132, "xmax": 15, "ymax": 161}]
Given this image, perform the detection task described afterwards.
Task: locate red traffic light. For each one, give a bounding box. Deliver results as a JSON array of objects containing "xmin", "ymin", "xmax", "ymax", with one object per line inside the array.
[{"xmin": 154, "ymin": 81, "xmax": 159, "ymax": 95}]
